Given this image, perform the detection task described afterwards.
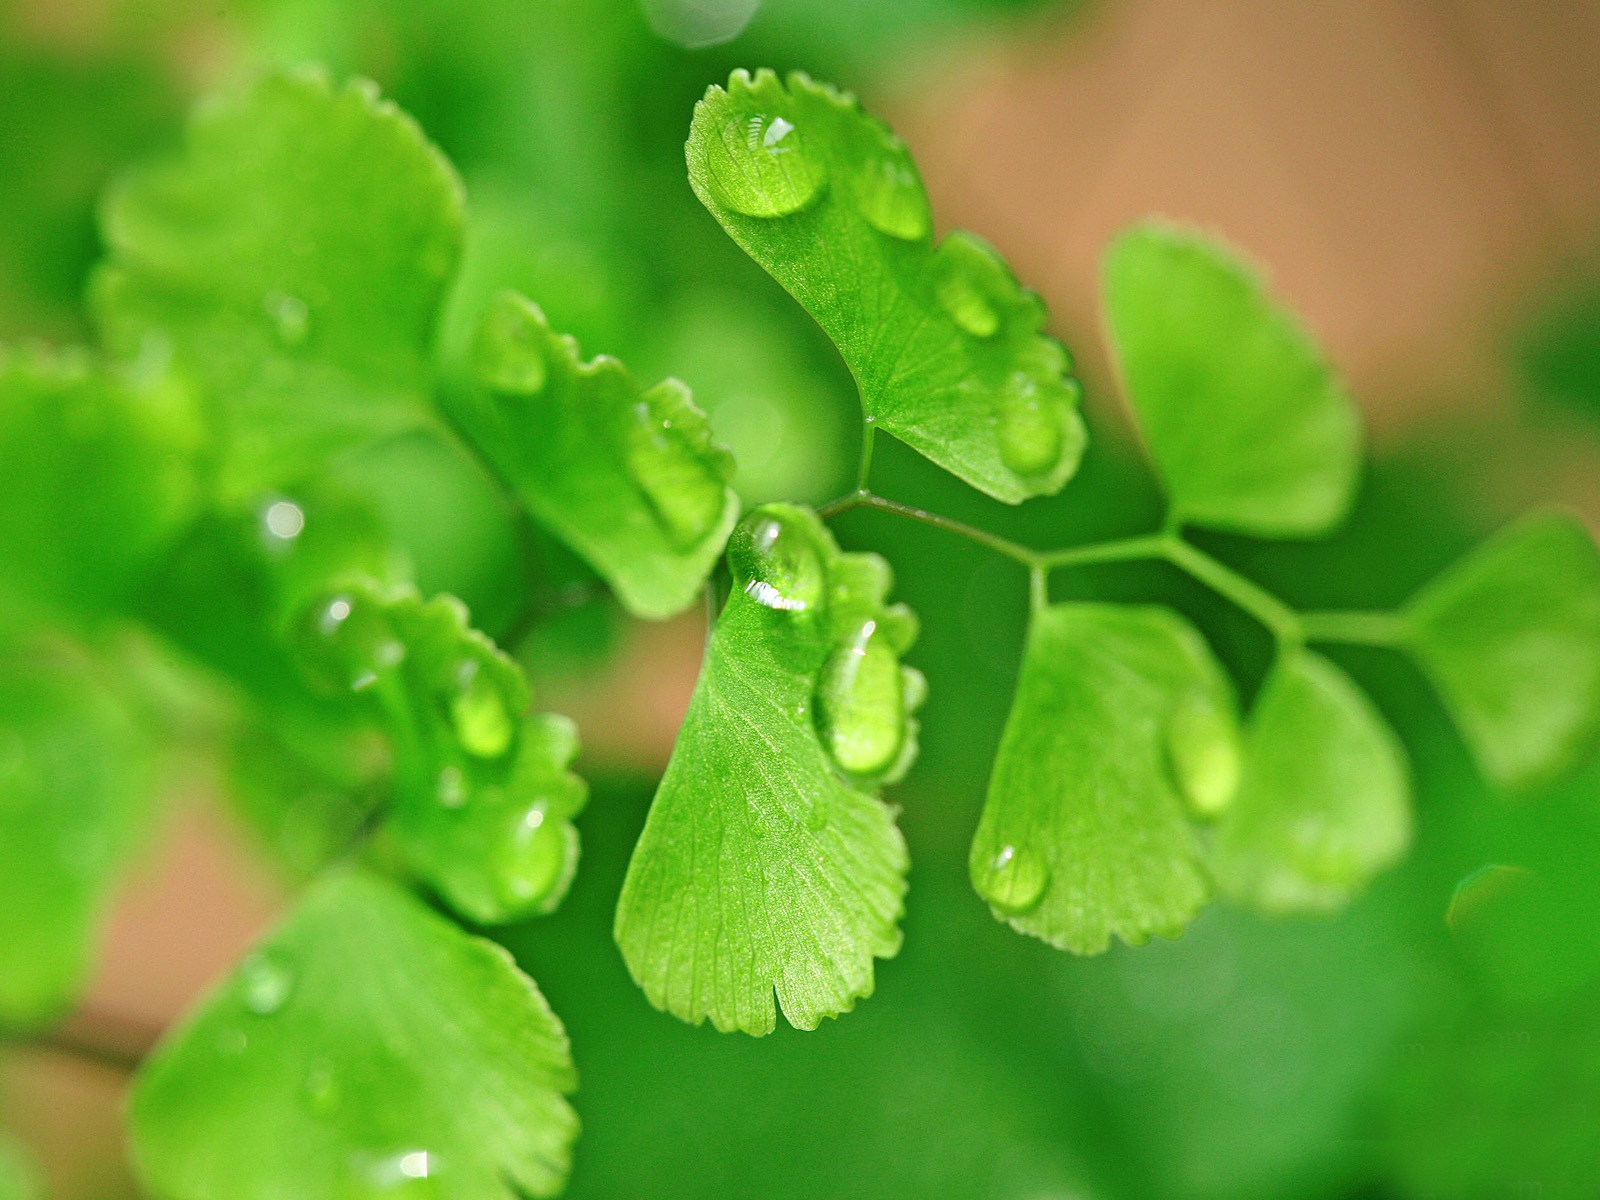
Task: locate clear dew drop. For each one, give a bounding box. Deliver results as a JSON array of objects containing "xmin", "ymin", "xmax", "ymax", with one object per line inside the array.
[
  {"xmin": 727, "ymin": 508, "xmax": 826, "ymax": 614},
  {"xmin": 978, "ymin": 842, "xmax": 1049, "ymax": 915},
  {"xmin": 852, "ymin": 129, "xmax": 929, "ymax": 241},
  {"xmin": 996, "ymin": 372, "xmax": 1066, "ymax": 478},
  {"xmin": 621, "ymin": 386, "xmax": 726, "ymax": 550},
  {"xmin": 303, "ymin": 1060, "xmax": 340, "ymax": 1116},
  {"xmin": 487, "ymin": 806, "xmax": 564, "ymax": 918},
  {"xmin": 936, "ymin": 269, "xmax": 1000, "ymax": 339},
  {"xmin": 1164, "ymin": 690, "xmax": 1240, "ymax": 818},
  {"xmin": 448, "ymin": 659, "xmax": 514, "ymax": 759},
  {"xmin": 472, "ymin": 292, "xmax": 549, "ymax": 396},
  {"xmin": 238, "ymin": 949, "xmax": 295, "ymax": 1016},
  {"xmin": 265, "ymin": 291, "xmax": 310, "ymax": 347},
  {"xmin": 705, "ymin": 109, "xmax": 827, "ymax": 218},
  {"xmin": 815, "ymin": 619, "xmax": 906, "ymax": 777},
  {"xmin": 299, "ymin": 592, "xmax": 406, "ymax": 694}
]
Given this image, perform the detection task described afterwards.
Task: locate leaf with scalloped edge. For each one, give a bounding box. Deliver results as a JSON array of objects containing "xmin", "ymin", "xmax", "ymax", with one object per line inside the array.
[
  {"xmin": 128, "ymin": 868, "xmax": 577, "ymax": 1200},
  {"xmin": 292, "ymin": 581, "xmax": 586, "ymax": 924},
  {"xmin": 1104, "ymin": 221, "xmax": 1361, "ymax": 537},
  {"xmin": 971, "ymin": 603, "xmax": 1235, "ymax": 954},
  {"xmin": 688, "ymin": 69, "xmax": 1084, "ymax": 504},
  {"xmin": 1212, "ymin": 649, "xmax": 1410, "ymax": 912},
  {"xmin": 1407, "ymin": 510, "xmax": 1600, "ymax": 789},
  {"xmin": 449, "ymin": 290, "xmax": 738, "ymax": 620},
  {"xmin": 615, "ymin": 503, "xmax": 922, "ymax": 1034},
  {"xmin": 93, "ymin": 67, "xmax": 464, "ymax": 499}
]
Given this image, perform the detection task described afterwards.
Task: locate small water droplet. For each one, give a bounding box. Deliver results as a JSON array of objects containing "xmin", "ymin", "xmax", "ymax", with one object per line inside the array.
[
  {"xmin": 705, "ymin": 108, "xmax": 827, "ymax": 218},
  {"xmin": 303, "ymin": 1060, "xmax": 340, "ymax": 1115},
  {"xmin": 936, "ymin": 269, "xmax": 1000, "ymax": 339},
  {"xmin": 621, "ymin": 381, "xmax": 728, "ymax": 549},
  {"xmin": 851, "ymin": 125, "xmax": 928, "ymax": 241},
  {"xmin": 815, "ymin": 619, "xmax": 906, "ymax": 777},
  {"xmin": 727, "ymin": 507, "xmax": 826, "ymax": 613},
  {"xmin": 996, "ymin": 372, "xmax": 1066, "ymax": 478},
  {"xmin": 436, "ymin": 765, "xmax": 468, "ymax": 809},
  {"xmin": 262, "ymin": 498, "xmax": 305, "ymax": 541},
  {"xmin": 473, "ymin": 292, "xmax": 549, "ymax": 396},
  {"xmin": 1164, "ymin": 690, "xmax": 1240, "ymax": 818},
  {"xmin": 216, "ymin": 1028, "xmax": 248, "ymax": 1056},
  {"xmin": 977, "ymin": 842, "xmax": 1049, "ymax": 915},
  {"xmin": 1446, "ymin": 863, "xmax": 1535, "ymax": 931},
  {"xmin": 298, "ymin": 592, "xmax": 405, "ymax": 695},
  {"xmin": 264, "ymin": 291, "xmax": 310, "ymax": 347},
  {"xmin": 448, "ymin": 659, "xmax": 514, "ymax": 759},
  {"xmin": 239, "ymin": 950, "xmax": 294, "ymax": 1015},
  {"xmin": 488, "ymin": 806, "xmax": 565, "ymax": 917}
]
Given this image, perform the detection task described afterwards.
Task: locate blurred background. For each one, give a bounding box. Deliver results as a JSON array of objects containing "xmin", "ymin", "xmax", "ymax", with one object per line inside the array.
[{"xmin": 5, "ymin": 0, "xmax": 1600, "ymax": 1196}]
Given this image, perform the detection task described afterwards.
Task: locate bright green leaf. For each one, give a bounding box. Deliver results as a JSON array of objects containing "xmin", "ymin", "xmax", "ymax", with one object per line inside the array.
[
  {"xmin": 970, "ymin": 604, "xmax": 1232, "ymax": 953},
  {"xmin": 0, "ymin": 345, "xmax": 198, "ymax": 616},
  {"xmin": 93, "ymin": 67, "xmax": 464, "ymax": 499},
  {"xmin": 293, "ymin": 582, "xmax": 587, "ymax": 924},
  {"xmin": 128, "ymin": 868, "xmax": 578, "ymax": 1200},
  {"xmin": 0, "ymin": 1133, "xmax": 41, "ymax": 1200},
  {"xmin": 614, "ymin": 503, "xmax": 920, "ymax": 1034},
  {"xmin": 1407, "ymin": 510, "xmax": 1600, "ymax": 789},
  {"xmin": 1104, "ymin": 221, "xmax": 1361, "ymax": 537},
  {"xmin": 449, "ymin": 290, "xmax": 738, "ymax": 620},
  {"xmin": 0, "ymin": 633, "xmax": 155, "ymax": 1026},
  {"xmin": 688, "ymin": 70, "xmax": 1085, "ymax": 504},
  {"xmin": 1212, "ymin": 649, "xmax": 1410, "ymax": 912}
]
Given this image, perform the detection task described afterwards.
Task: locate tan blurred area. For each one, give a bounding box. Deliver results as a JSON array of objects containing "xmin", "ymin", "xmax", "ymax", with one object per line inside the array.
[{"xmin": 8, "ymin": 2, "xmax": 1600, "ymax": 1193}]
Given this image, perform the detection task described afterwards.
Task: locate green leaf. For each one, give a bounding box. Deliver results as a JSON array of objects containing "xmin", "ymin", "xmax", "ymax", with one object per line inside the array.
[
  {"xmin": 450, "ymin": 291, "xmax": 738, "ymax": 620},
  {"xmin": 293, "ymin": 582, "xmax": 587, "ymax": 924},
  {"xmin": 0, "ymin": 1133, "xmax": 40, "ymax": 1200},
  {"xmin": 1406, "ymin": 510, "xmax": 1600, "ymax": 789},
  {"xmin": 129, "ymin": 867, "xmax": 578, "ymax": 1200},
  {"xmin": 1104, "ymin": 221, "xmax": 1361, "ymax": 537},
  {"xmin": 1212, "ymin": 649, "xmax": 1410, "ymax": 912},
  {"xmin": 970, "ymin": 604, "xmax": 1232, "ymax": 953},
  {"xmin": 93, "ymin": 67, "xmax": 465, "ymax": 499},
  {"xmin": 614, "ymin": 503, "xmax": 920, "ymax": 1034},
  {"xmin": 0, "ymin": 345, "xmax": 198, "ymax": 616},
  {"xmin": 687, "ymin": 70, "xmax": 1085, "ymax": 504},
  {"xmin": 0, "ymin": 633, "xmax": 155, "ymax": 1026}
]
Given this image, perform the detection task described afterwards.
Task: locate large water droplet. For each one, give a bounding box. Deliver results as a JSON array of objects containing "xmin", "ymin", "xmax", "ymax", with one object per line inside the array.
[
  {"xmin": 621, "ymin": 381, "xmax": 728, "ymax": 549},
  {"xmin": 977, "ymin": 843, "xmax": 1049, "ymax": 914},
  {"xmin": 238, "ymin": 949, "xmax": 295, "ymax": 1015},
  {"xmin": 996, "ymin": 372, "xmax": 1066, "ymax": 478},
  {"xmin": 473, "ymin": 292, "xmax": 549, "ymax": 396},
  {"xmin": 265, "ymin": 291, "xmax": 310, "ymax": 347},
  {"xmin": 727, "ymin": 508, "xmax": 826, "ymax": 613},
  {"xmin": 705, "ymin": 109, "xmax": 826, "ymax": 218},
  {"xmin": 816, "ymin": 619, "xmax": 906, "ymax": 776},
  {"xmin": 1164, "ymin": 690, "xmax": 1240, "ymax": 818},
  {"xmin": 298, "ymin": 592, "xmax": 405, "ymax": 694},
  {"xmin": 851, "ymin": 126, "xmax": 929, "ymax": 241},
  {"xmin": 448, "ymin": 659, "xmax": 514, "ymax": 759},
  {"xmin": 488, "ymin": 806, "xmax": 565, "ymax": 917}
]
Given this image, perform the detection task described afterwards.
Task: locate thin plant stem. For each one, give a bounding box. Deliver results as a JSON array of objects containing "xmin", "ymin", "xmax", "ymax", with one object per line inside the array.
[
  {"xmin": 1301, "ymin": 609, "xmax": 1411, "ymax": 647},
  {"xmin": 1160, "ymin": 537, "xmax": 1302, "ymax": 644}
]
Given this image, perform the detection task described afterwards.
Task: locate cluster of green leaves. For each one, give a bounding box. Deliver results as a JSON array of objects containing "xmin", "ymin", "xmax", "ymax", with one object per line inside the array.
[{"xmin": 3, "ymin": 56, "xmax": 1599, "ymax": 1200}]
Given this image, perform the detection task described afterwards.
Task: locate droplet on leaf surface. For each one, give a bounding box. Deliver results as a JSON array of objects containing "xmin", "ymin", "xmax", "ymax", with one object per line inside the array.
[
  {"xmin": 705, "ymin": 110, "xmax": 827, "ymax": 218},
  {"xmin": 816, "ymin": 619, "xmax": 906, "ymax": 776},
  {"xmin": 977, "ymin": 842, "xmax": 1049, "ymax": 914},
  {"xmin": 727, "ymin": 507, "xmax": 826, "ymax": 613}
]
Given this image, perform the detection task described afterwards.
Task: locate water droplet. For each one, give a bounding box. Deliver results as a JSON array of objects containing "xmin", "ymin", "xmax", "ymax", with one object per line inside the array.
[
  {"xmin": 936, "ymin": 269, "xmax": 1000, "ymax": 339},
  {"xmin": 298, "ymin": 592, "xmax": 405, "ymax": 695},
  {"xmin": 436, "ymin": 765, "xmax": 468, "ymax": 809},
  {"xmin": 977, "ymin": 842, "xmax": 1049, "ymax": 914},
  {"xmin": 448, "ymin": 659, "xmax": 514, "ymax": 759},
  {"xmin": 473, "ymin": 292, "xmax": 549, "ymax": 396},
  {"xmin": 303, "ymin": 1060, "xmax": 340, "ymax": 1115},
  {"xmin": 488, "ymin": 807, "xmax": 565, "ymax": 916},
  {"xmin": 238, "ymin": 949, "xmax": 295, "ymax": 1015},
  {"xmin": 996, "ymin": 372, "xmax": 1066, "ymax": 478},
  {"xmin": 621, "ymin": 381, "xmax": 728, "ymax": 549},
  {"xmin": 727, "ymin": 507, "xmax": 826, "ymax": 613},
  {"xmin": 1164, "ymin": 690, "xmax": 1240, "ymax": 818},
  {"xmin": 851, "ymin": 126, "xmax": 928, "ymax": 241},
  {"xmin": 353, "ymin": 1148, "xmax": 442, "ymax": 1192},
  {"xmin": 262, "ymin": 498, "xmax": 305, "ymax": 541},
  {"xmin": 705, "ymin": 109, "xmax": 827, "ymax": 218},
  {"xmin": 1446, "ymin": 863, "xmax": 1535, "ymax": 931},
  {"xmin": 216, "ymin": 1027, "xmax": 248, "ymax": 1056},
  {"xmin": 265, "ymin": 291, "xmax": 310, "ymax": 346},
  {"xmin": 816, "ymin": 619, "xmax": 906, "ymax": 776}
]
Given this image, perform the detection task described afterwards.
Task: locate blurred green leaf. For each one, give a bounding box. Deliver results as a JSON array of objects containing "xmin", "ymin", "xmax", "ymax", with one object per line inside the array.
[
  {"xmin": 293, "ymin": 582, "xmax": 586, "ymax": 924},
  {"xmin": 971, "ymin": 603, "xmax": 1229, "ymax": 953},
  {"xmin": 688, "ymin": 69, "xmax": 1084, "ymax": 503},
  {"xmin": 0, "ymin": 346, "xmax": 199, "ymax": 617},
  {"xmin": 0, "ymin": 1133, "xmax": 40, "ymax": 1200},
  {"xmin": 1104, "ymin": 221, "xmax": 1361, "ymax": 537},
  {"xmin": 1212, "ymin": 649, "xmax": 1410, "ymax": 912},
  {"xmin": 1407, "ymin": 510, "xmax": 1600, "ymax": 789},
  {"xmin": 0, "ymin": 633, "xmax": 156, "ymax": 1026},
  {"xmin": 129, "ymin": 867, "xmax": 578, "ymax": 1200},
  {"xmin": 615, "ymin": 504, "xmax": 919, "ymax": 1034},
  {"xmin": 449, "ymin": 290, "xmax": 738, "ymax": 620},
  {"xmin": 93, "ymin": 67, "xmax": 465, "ymax": 499}
]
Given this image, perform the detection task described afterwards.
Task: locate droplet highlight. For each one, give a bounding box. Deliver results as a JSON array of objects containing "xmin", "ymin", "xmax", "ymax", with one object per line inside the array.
[
  {"xmin": 705, "ymin": 109, "xmax": 827, "ymax": 218},
  {"xmin": 727, "ymin": 507, "xmax": 826, "ymax": 613},
  {"xmin": 238, "ymin": 949, "xmax": 295, "ymax": 1016},
  {"xmin": 1164, "ymin": 690, "xmax": 1240, "ymax": 818},
  {"xmin": 472, "ymin": 292, "xmax": 549, "ymax": 396},
  {"xmin": 816, "ymin": 619, "xmax": 906, "ymax": 776},
  {"xmin": 977, "ymin": 842, "xmax": 1049, "ymax": 915},
  {"xmin": 488, "ymin": 806, "xmax": 565, "ymax": 918},
  {"xmin": 621, "ymin": 381, "xmax": 729, "ymax": 549},
  {"xmin": 448, "ymin": 659, "xmax": 514, "ymax": 759}
]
